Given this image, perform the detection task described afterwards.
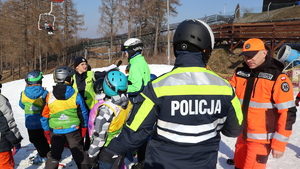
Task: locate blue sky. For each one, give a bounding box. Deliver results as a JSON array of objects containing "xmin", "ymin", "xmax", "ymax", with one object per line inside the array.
[{"xmin": 73, "ymin": 0, "xmax": 263, "ymax": 38}]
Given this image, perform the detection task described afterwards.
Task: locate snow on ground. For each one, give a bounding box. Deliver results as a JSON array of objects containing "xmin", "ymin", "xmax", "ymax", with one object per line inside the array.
[{"xmin": 2, "ymin": 64, "xmax": 299, "ymax": 169}]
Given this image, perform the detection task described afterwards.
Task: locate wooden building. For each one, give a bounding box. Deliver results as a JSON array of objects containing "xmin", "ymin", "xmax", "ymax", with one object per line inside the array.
[{"xmin": 262, "ymin": 0, "xmax": 299, "ymax": 11}]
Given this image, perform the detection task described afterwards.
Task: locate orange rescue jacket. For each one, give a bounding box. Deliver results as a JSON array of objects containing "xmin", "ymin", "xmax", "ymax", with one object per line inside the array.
[{"xmin": 229, "ymin": 57, "xmax": 297, "ymax": 152}]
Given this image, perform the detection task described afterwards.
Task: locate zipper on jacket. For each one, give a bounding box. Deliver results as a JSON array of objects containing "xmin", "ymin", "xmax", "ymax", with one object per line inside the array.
[{"xmin": 252, "ymin": 78, "xmax": 259, "ymax": 98}]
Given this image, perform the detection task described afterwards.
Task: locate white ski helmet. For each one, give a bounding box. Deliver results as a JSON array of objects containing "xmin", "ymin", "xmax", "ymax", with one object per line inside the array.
[{"xmin": 121, "ymin": 38, "xmax": 143, "ymax": 57}]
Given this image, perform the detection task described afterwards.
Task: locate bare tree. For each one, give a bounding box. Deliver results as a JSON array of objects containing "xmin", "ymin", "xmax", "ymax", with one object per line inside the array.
[
  {"xmin": 59, "ymin": 0, "xmax": 85, "ymax": 65},
  {"xmin": 145, "ymin": 0, "xmax": 180, "ymax": 56},
  {"xmin": 0, "ymin": 0, "xmax": 85, "ymax": 80},
  {"xmin": 119, "ymin": 0, "xmax": 135, "ymax": 38},
  {"xmin": 98, "ymin": 0, "xmax": 123, "ymax": 63}
]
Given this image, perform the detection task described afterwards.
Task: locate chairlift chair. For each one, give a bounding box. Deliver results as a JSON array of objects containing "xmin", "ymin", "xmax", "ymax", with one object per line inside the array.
[{"xmin": 38, "ymin": 0, "xmax": 63, "ymax": 35}]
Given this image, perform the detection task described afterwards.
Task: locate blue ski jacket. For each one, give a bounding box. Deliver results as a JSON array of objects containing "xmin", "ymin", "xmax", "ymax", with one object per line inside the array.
[{"xmin": 19, "ymin": 85, "xmax": 48, "ymax": 129}]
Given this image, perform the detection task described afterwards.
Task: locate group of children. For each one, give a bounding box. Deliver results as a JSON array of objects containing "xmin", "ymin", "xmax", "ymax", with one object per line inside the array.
[
  {"xmin": 15, "ymin": 55, "xmax": 155, "ymax": 169},
  {"xmin": 0, "ymin": 37, "xmax": 153, "ymax": 169}
]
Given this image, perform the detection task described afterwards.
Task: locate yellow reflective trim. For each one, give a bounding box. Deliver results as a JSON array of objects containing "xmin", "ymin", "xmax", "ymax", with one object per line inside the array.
[
  {"xmin": 170, "ymin": 67, "xmax": 222, "ymax": 77},
  {"xmin": 127, "ymin": 93, "xmax": 154, "ymax": 132},
  {"xmin": 231, "ymin": 95, "xmax": 243, "ymax": 125},
  {"xmin": 155, "ymin": 85, "xmax": 232, "ymax": 97}
]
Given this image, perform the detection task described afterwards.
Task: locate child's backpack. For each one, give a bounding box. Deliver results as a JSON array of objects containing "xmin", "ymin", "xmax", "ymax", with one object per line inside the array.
[{"xmin": 88, "ymin": 99, "xmax": 105, "ymax": 139}]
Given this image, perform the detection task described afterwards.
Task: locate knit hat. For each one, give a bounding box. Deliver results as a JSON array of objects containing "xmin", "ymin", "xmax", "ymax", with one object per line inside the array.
[
  {"xmin": 74, "ymin": 57, "xmax": 87, "ymax": 68},
  {"xmin": 239, "ymin": 38, "xmax": 266, "ymax": 57}
]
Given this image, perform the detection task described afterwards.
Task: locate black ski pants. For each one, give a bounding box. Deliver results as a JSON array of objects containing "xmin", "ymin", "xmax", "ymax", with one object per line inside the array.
[
  {"xmin": 28, "ymin": 128, "xmax": 50, "ymax": 158},
  {"xmin": 45, "ymin": 130, "xmax": 89, "ymax": 169}
]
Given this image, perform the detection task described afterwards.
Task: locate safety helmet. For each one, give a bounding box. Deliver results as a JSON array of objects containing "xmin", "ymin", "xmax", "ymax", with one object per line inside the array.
[
  {"xmin": 173, "ymin": 19, "xmax": 215, "ymax": 62},
  {"xmin": 25, "ymin": 70, "xmax": 43, "ymax": 85},
  {"xmin": 93, "ymin": 77, "xmax": 105, "ymax": 94},
  {"xmin": 121, "ymin": 38, "xmax": 143, "ymax": 57},
  {"xmin": 103, "ymin": 71, "xmax": 127, "ymax": 97},
  {"xmin": 53, "ymin": 66, "xmax": 75, "ymax": 84}
]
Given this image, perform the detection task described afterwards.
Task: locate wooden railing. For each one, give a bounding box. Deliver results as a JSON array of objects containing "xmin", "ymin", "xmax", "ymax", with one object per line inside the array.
[
  {"xmin": 211, "ymin": 21, "xmax": 300, "ymax": 40},
  {"xmin": 210, "ymin": 21, "xmax": 300, "ymax": 55}
]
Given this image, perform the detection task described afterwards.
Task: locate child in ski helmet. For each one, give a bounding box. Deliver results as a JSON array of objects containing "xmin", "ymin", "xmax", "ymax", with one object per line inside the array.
[
  {"xmin": 41, "ymin": 66, "xmax": 90, "ymax": 169},
  {"xmin": 88, "ymin": 70, "xmax": 132, "ymax": 169},
  {"xmin": 121, "ymin": 38, "xmax": 150, "ymax": 101},
  {"xmin": 88, "ymin": 77, "xmax": 106, "ymax": 140},
  {"xmin": 19, "ymin": 70, "xmax": 50, "ymax": 164}
]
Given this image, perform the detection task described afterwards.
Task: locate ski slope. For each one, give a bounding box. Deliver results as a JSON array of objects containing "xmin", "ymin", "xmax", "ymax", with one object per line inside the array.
[{"xmin": 2, "ymin": 64, "xmax": 299, "ymax": 169}]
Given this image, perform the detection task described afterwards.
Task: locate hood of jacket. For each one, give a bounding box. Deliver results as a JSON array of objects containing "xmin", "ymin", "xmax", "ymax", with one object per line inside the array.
[
  {"xmin": 53, "ymin": 85, "xmax": 75, "ymax": 100},
  {"xmin": 24, "ymin": 85, "xmax": 46, "ymax": 99}
]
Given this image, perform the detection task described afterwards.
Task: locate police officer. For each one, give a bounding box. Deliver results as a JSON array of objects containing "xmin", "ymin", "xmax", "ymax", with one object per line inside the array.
[{"xmin": 105, "ymin": 19, "xmax": 244, "ymax": 169}]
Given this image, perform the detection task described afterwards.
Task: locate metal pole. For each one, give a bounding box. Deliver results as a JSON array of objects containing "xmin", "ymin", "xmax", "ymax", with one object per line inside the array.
[
  {"xmin": 268, "ymin": 2, "xmax": 272, "ymax": 22},
  {"xmin": 167, "ymin": 0, "xmax": 170, "ymax": 65}
]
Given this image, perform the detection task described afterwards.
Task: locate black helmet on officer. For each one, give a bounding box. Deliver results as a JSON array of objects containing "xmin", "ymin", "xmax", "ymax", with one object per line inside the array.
[{"xmin": 173, "ymin": 19, "xmax": 215, "ymax": 63}]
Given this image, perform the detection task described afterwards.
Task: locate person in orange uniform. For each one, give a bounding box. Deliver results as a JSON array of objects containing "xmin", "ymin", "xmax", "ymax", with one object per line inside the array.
[{"xmin": 229, "ymin": 38, "xmax": 297, "ymax": 169}]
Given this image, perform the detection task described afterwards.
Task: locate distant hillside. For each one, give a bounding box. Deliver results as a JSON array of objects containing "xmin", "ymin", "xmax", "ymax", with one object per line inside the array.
[
  {"xmin": 236, "ymin": 5, "xmax": 300, "ymax": 23},
  {"xmin": 207, "ymin": 5, "xmax": 300, "ymax": 77}
]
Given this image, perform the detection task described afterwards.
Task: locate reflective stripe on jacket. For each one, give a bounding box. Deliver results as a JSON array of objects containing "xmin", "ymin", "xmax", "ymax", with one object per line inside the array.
[{"xmin": 128, "ymin": 67, "xmax": 243, "ymax": 145}]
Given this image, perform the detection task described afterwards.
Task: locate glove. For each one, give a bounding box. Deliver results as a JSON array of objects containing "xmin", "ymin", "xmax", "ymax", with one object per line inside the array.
[
  {"xmin": 88, "ymin": 156, "xmax": 99, "ymax": 169},
  {"xmin": 81, "ymin": 127, "xmax": 87, "ymax": 138},
  {"xmin": 44, "ymin": 130, "xmax": 51, "ymax": 144},
  {"xmin": 101, "ymin": 147, "xmax": 124, "ymax": 168},
  {"xmin": 12, "ymin": 143, "xmax": 21, "ymax": 155},
  {"xmin": 105, "ymin": 64, "xmax": 119, "ymax": 72}
]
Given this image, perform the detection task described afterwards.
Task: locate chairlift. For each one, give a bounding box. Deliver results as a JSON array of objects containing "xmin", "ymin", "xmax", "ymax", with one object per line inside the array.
[
  {"xmin": 38, "ymin": 0, "xmax": 64, "ymax": 35},
  {"xmin": 43, "ymin": 0, "xmax": 63, "ymax": 2}
]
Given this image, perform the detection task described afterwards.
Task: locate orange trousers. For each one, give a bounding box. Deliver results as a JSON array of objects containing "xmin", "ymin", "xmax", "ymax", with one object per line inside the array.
[
  {"xmin": 234, "ymin": 135, "xmax": 271, "ymax": 169},
  {"xmin": 0, "ymin": 151, "xmax": 14, "ymax": 169}
]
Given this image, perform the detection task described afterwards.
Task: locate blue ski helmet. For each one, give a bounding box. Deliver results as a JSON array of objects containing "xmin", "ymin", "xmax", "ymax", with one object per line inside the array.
[
  {"xmin": 25, "ymin": 70, "xmax": 43, "ymax": 85},
  {"xmin": 150, "ymin": 74, "xmax": 157, "ymax": 80},
  {"xmin": 103, "ymin": 71, "xmax": 127, "ymax": 97}
]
